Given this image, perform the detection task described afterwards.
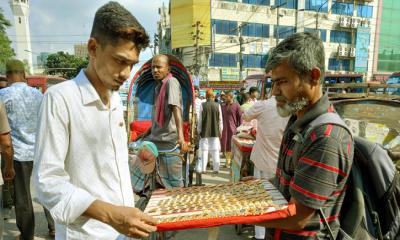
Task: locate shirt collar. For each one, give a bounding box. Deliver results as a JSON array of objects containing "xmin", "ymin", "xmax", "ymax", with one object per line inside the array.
[
  {"xmin": 289, "ymin": 93, "xmax": 331, "ymax": 134},
  {"xmin": 75, "ymin": 70, "xmax": 119, "ymax": 110}
]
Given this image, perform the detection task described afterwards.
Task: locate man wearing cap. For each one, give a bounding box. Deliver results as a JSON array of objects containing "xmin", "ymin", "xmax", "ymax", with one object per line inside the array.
[{"xmin": 0, "ymin": 59, "xmax": 55, "ymax": 240}]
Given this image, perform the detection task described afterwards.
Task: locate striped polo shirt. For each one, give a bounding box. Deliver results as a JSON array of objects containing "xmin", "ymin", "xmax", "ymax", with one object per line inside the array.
[{"xmin": 268, "ymin": 94, "xmax": 354, "ymax": 239}]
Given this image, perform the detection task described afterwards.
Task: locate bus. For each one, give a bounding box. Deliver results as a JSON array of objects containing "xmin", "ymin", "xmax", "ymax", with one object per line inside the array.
[{"xmin": 26, "ymin": 75, "xmax": 66, "ymax": 93}]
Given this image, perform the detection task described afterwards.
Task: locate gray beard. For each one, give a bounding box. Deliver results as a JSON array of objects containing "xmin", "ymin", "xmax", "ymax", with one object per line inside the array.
[{"xmin": 276, "ymin": 97, "xmax": 309, "ymax": 117}]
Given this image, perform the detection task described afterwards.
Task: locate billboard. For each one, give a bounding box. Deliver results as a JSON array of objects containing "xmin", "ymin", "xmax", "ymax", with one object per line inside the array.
[
  {"xmin": 355, "ymin": 26, "xmax": 370, "ymax": 73},
  {"xmin": 171, "ymin": 0, "xmax": 211, "ymax": 49}
]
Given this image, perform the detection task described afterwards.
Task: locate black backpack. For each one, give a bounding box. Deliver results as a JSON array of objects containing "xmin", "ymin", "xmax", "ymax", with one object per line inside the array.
[{"xmin": 293, "ymin": 112, "xmax": 400, "ymax": 240}]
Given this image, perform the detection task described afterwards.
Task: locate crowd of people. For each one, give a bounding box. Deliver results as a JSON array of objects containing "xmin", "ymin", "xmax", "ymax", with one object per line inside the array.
[{"xmin": 0, "ymin": 1, "xmax": 355, "ymax": 240}]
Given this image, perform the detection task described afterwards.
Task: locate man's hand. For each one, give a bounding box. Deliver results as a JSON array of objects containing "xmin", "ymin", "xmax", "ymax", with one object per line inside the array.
[
  {"xmin": 3, "ymin": 166, "xmax": 15, "ymax": 181},
  {"xmin": 107, "ymin": 206, "xmax": 158, "ymax": 238},
  {"xmin": 178, "ymin": 138, "xmax": 188, "ymax": 153},
  {"xmin": 84, "ymin": 200, "xmax": 157, "ymax": 238}
]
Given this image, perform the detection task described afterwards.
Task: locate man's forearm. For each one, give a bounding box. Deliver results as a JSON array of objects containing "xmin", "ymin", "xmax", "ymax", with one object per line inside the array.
[
  {"xmin": 2, "ymin": 146, "xmax": 14, "ymax": 168},
  {"xmin": 172, "ymin": 106, "xmax": 184, "ymax": 140},
  {"xmin": 84, "ymin": 200, "xmax": 115, "ymax": 225}
]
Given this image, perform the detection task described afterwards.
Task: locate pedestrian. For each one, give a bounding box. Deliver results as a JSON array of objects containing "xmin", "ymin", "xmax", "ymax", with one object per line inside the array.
[
  {"xmin": 189, "ymin": 86, "xmax": 205, "ymax": 186},
  {"xmin": 220, "ymin": 91, "xmax": 242, "ymax": 168},
  {"xmin": 144, "ymin": 54, "xmax": 188, "ymax": 188},
  {"xmin": 197, "ymin": 89, "xmax": 223, "ymax": 174},
  {"xmin": 236, "ymin": 87, "xmax": 246, "ymax": 105},
  {"xmin": 243, "ymin": 96, "xmax": 289, "ymax": 240},
  {"xmin": 0, "ymin": 59, "xmax": 55, "ymax": 240},
  {"xmin": 240, "ymin": 93, "xmax": 253, "ymax": 112},
  {"xmin": 32, "ymin": 2, "xmax": 157, "ymax": 239},
  {"xmin": 254, "ymin": 32, "xmax": 354, "ymax": 239},
  {"xmin": 0, "ymin": 101, "xmax": 16, "ymax": 240},
  {"xmin": 249, "ymin": 86, "xmax": 259, "ymax": 104}
]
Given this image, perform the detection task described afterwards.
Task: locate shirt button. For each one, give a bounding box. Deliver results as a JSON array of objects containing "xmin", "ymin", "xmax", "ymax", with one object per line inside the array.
[{"xmin": 119, "ymin": 122, "xmax": 123, "ymax": 127}]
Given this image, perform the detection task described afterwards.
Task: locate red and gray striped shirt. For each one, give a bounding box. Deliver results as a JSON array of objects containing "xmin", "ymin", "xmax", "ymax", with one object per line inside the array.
[{"xmin": 269, "ymin": 94, "xmax": 354, "ymax": 239}]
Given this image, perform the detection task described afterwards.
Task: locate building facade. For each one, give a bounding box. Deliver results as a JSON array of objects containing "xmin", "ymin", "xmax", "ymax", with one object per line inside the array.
[
  {"xmin": 374, "ymin": 0, "xmax": 400, "ymax": 78},
  {"xmin": 74, "ymin": 44, "xmax": 88, "ymax": 59},
  {"xmin": 160, "ymin": 0, "xmax": 380, "ymax": 82}
]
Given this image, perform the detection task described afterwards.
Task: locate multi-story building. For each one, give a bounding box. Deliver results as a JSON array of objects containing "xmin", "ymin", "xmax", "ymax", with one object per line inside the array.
[
  {"xmin": 159, "ymin": 0, "xmax": 379, "ymax": 82},
  {"xmin": 373, "ymin": 0, "xmax": 400, "ymax": 81}
]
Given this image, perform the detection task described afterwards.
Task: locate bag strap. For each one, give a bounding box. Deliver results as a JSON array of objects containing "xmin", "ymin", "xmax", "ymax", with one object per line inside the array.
[{"xmin": 318, "ymin": 209, "xmax": 336, "ymax": 240}]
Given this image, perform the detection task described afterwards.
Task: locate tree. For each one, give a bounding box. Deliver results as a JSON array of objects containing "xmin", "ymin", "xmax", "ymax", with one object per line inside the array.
[
  {"xmin": 46, "ymin": 51, "xmax": 88, "ymax": 79},
  {"xmin": 0, "ymin": 8, "xmax": 15, "ymax": 74}
]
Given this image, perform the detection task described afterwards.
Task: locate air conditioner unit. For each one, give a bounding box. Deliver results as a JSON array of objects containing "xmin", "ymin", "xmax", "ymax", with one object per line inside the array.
[
  {"xmin": 349, "ymin": 47, "xmax": 356, "ymax": 57},
  {"xmin": 339, "ymin": 17, "xmax": 347, "ymax": 28},
  {"xmin": 351, "ymin": 18, "xmax": 359, "ymax": 28},
  {"xmin": 338, "ymin": 45, "xmax": 347, "ymax": 57}
]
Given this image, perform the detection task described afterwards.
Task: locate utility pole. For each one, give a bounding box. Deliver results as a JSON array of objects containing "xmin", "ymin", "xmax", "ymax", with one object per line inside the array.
[
  {"xmin": 271, "ymin": 1, "xmax": 287, "ymax": 45},
  {"xmin": 238, "ymin": 24, "xmax": 244, "ymax": 81},
  {"xmin": 192, "ymin": 21, "xmax": 203, "ymax": 77},
  {"xmin": 315, "ymin": 0, "xmax": 329, "ymax": 30}
]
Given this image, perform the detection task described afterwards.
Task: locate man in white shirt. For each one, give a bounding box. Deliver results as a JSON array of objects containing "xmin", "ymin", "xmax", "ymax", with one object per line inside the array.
[
  {"xmin": 33, "ymin": 2, "xmax": 157, "ymax": 239},
  {"xmin": 243, "ymin": 96, "xmax": 289, "ymax": 240}
]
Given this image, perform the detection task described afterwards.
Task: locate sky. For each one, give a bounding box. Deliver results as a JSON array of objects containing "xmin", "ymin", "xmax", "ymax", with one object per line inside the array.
[{"xmin": 0, "ymin": 0, "xmax": 168, "ymax": 72}]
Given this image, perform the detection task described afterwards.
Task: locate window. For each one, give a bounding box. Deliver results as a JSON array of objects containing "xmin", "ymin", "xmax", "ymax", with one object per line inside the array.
[
  {"xmin": 274, "ymin": 25, "xmax": 295, "ymax": 39},
  {"xmin": 305, "ymin": 0, "xmax": 328, "ymax": 13},
  {"xmin": 332, "ymin": 1, "xmax": 354, "ymax": 16},
  {"xmin": 328, "ymin": 58, "xmax": 351, "ymax": 71},
  {"xmin": 242, "ymin": 0, "xmax": 270, "ymax": 5},
  {"xmin": 330, "ymin": 30, "xmax": 352, "ymax": 44},
  {"xmin": 243, "ymin": 54, "xmax": 268, "ymax": 68},
  {"xmin": 212, "ymin": 19, "xmax": 238, "ymax": 35},
  {"xmin": 304, "ymin": 28, "xmax": 327, "ymax": 42},
  {"xmin": 275, "ymin": 0, "xmax": 297, "ymax": 9},
  {"xmin": 357, "ymin": 4, "xmax": 373, "ymax": 18},
  {"xmin": 241, "ymin": 23, "xmax": 269, "ymax": 37},
  {"xmin": 209, "ymin": 53, "xmax": 237, "ymax": 67}
]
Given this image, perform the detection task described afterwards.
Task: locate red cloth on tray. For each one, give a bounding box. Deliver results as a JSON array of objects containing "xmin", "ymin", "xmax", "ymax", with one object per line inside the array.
[{"xmin": 156, "ymin": 203, "xmax": 296, "ymax": 231}]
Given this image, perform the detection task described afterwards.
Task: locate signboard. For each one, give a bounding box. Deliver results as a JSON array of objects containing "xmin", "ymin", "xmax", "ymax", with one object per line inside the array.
[
  {"xmin": 171, "ymin": 0, "xmax": 211, "ymax": 49},
  {"xmin": 199, "ymin": 81, "xmax": 244, "ymax": 90},
  {"xmin": 221, "ymin": 68, "xmax": 239, "ymax": 81},
  {"xmin": 355, "ymin": 26, "xmax": 370, "ymax": 73}
]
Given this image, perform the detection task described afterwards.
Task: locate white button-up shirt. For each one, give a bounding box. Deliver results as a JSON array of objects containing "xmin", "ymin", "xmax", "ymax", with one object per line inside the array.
[
  {"xmin": 33, "ymin": 70, "xmax": 134, "ymax": 240},
  {"xmin": 244, "ymin": 97, "xmax": 289, "ymax": 179}
]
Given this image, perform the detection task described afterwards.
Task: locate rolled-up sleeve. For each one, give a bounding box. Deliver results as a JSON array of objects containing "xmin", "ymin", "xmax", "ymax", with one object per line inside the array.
[{"xmin": 33, "ymin": 91, "xmax": 96, "ymax": 225}]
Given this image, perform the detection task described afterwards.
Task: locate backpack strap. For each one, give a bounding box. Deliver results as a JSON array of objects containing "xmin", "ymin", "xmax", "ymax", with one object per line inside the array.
[
  {"xmin": 292, "ymin": 112, "xmax": 351, "ymax": 166},
  {"xmin": 291, "ymin": 112, "xmax": 353, "ymax": 240}
]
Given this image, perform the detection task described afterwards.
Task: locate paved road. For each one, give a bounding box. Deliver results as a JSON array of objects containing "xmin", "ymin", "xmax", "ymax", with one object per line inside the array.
[{"xmin": 3, "ymin": 160, "xmax": 256, "ymax": 240}]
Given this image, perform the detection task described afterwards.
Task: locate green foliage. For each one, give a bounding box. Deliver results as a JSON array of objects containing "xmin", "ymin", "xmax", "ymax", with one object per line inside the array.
[
  {"xmin": 46, "ymin": 51, "xmax": 89, "ymax": 79},
  {"xmin": 0, "ymin": 8, "xmax": 15, "ymax": 74}
]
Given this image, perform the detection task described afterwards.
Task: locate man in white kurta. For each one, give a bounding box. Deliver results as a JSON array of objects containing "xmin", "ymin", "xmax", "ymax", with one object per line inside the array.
[{"xmin": 243, "ymin": 96, "xmax": 289, "ymax": 240}]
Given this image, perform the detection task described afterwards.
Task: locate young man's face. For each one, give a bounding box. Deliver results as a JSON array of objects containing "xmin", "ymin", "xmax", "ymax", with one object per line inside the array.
[
  {"xmin": 152, "ymin": 56, "xmax": 170, "ymax": 81},
  {"xmin": 271, "ymin": 61, "xmax": 310, "ymax": 117},
  {"xmin": 92, "ymin": 39, "xmax": 139, "ymax": 91}
]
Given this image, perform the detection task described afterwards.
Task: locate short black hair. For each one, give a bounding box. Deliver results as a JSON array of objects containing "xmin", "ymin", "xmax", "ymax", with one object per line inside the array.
[
  {"xmin": 249, "ymin": 86, "xmax": 259, "ymax": 94},
  {"xmin": 194, "ymin": 86, "xmax": 200, "ymax": 91},
  {"xmin": 90, "ymin": 1, "xmax": 150, "ymax": 51}
]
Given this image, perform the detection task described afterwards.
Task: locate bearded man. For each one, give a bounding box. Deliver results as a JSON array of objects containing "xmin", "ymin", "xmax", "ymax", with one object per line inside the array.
[{"xmin": 253, "ymin": 32, "xmax": 354, "ymax": 239}]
